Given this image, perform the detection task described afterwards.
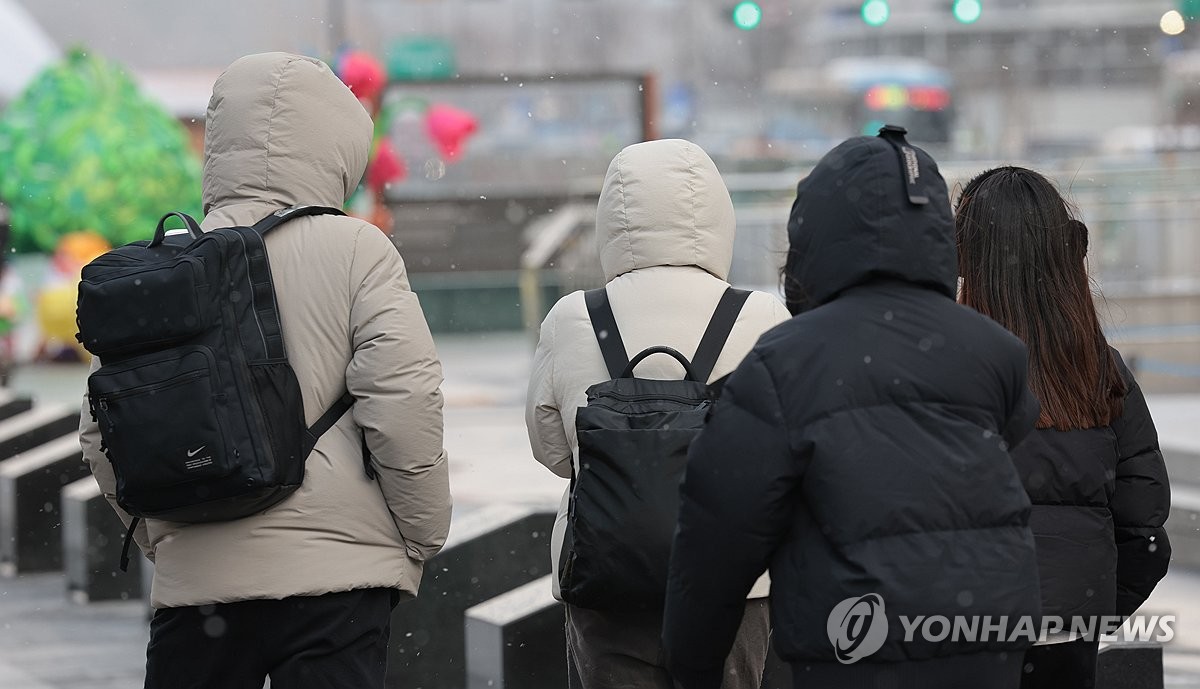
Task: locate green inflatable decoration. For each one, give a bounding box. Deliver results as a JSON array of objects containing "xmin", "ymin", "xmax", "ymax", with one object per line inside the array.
[{"xmin": 0, "ymin": 48, "xmax": 201, "ymax": 253}]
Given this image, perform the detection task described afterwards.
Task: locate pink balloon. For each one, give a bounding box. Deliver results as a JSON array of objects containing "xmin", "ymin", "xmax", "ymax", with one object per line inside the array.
[
  {"xmin": 425, "ymin": 103, "xmax": 478, "ymax": 160},
  {"xmin": 367, "ymin": 138, "xmax": 406, "ymax": 191},
  {"xmin": 338, "ymin": 51, "xmax": 386, "ymax": 104}
]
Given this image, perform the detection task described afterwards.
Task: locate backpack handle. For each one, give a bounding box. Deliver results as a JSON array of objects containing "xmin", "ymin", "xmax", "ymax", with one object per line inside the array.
[
  {"xmin": 149, "ymin": 212, "xmax": 204, "ymax": 247},
  {"xmin": 621, "ymin": 346, "xmax": 699, "ymax": 382}
]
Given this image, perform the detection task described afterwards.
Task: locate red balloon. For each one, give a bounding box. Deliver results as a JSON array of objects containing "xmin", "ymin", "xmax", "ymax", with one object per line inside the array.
[
  {"xmin": 425, "ymin": 103, "xmax": 478, "ymax": 160},
  {"xmin": 367, "ymin": 138, "xmax": 406, "ymax": 191},
  {"xmin": 338, "ymin": 51, "xmax": 386, "ymax": 104}
]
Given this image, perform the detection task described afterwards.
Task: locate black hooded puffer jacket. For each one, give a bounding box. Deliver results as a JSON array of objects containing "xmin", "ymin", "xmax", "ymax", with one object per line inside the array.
[
  {"xmin": 663, "ymin": 131, "xmax": 1043, "ymax": 689},
  {"xmin": 1014, "ymin": 349, "xmax": 1171, "ymax": 623}
]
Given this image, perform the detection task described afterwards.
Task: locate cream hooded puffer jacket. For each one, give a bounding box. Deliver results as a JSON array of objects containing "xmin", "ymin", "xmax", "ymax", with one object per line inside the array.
[
  {"xmin": 525, "ymin": 139, "xmax": 790, "ymax": 600},
  {"xmin": 78, "ymin": 53, "xmax": 452, "ymax": 608}
]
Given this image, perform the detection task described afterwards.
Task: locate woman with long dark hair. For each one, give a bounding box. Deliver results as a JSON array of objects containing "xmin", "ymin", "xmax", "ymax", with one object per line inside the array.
[{"xmin": 956, "ymin": 166, "xmax": 1172, "ymax": 689}]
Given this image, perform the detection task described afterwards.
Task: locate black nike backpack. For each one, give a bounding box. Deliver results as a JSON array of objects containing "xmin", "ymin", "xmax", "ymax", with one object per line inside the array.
[
  {"xmin": 76, "ymin": 206, "xmax": 366, "ymax": 569},
  {"xmin": 559, "ymin": 286, "xmax": 749, "ymax": 611}
]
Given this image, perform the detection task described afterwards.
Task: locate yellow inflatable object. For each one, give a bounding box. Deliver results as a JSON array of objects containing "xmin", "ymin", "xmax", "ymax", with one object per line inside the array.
[
  {"xmin": 36, "ymin": 281, "xmax": 88, "ymax": 360},
  {"xmin": 54, "ymin": 231, "xmax": 110, "ymax": 272},
  {"xmin": 34, "ymin": 230, "xmax": 110, "ymax": 361}
]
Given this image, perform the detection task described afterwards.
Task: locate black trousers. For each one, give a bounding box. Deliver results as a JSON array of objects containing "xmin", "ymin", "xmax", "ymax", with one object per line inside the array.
[
  {"xmin": 1020, "ymin": 639, "xmax": 1100, "ymax": 689},
  {"xmin": 144, "ymin": 588, "xmax": 398, "ymax": 689}
]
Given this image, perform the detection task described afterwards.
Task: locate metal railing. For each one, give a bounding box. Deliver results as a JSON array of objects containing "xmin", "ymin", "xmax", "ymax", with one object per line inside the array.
[
  {"xmin": 517, "ymin": 203, "xmax": 597, "ymax": 341},
  {"xmin": 516, "ymin": 154, "xmax": 1200, "ymax": 389}
]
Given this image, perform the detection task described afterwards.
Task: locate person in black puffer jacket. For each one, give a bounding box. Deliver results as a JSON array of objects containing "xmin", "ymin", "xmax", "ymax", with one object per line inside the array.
[
  {"xmin": 662, "ymin": 127, "xmax": 1044, "ymax": 689},
  {"xmin": 955, "ymin": 166, "xmax": 1171, "ymax": 689}
]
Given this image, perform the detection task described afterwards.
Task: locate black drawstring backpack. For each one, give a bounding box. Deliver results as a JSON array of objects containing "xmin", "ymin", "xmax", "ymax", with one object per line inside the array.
[{"xmin": 560, "ymin": 286, "xmax": 749, "ymax": 611}]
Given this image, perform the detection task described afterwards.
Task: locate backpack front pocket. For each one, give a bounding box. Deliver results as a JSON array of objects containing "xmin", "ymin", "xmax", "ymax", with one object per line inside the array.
[
  {"xmin": 89, "ymin": 347, "xmax": 232, "ymax": 515},
  {"xmin": 77, "ymin": 256, "xmax": 209, "ymax": 357}
]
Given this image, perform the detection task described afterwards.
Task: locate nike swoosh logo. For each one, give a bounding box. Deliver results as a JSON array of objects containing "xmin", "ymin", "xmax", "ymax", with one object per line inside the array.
[{"xmin": 186, "ymin": 446, "xmax": 206, "ymax": 457}]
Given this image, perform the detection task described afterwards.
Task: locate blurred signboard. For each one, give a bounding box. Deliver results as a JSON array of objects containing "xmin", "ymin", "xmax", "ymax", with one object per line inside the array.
[
  {"xmin": 380, "ymin": 74, "xmax": 652, "ymax": 201},
  {"xmin": 387, "ymin": 37, "xmax": 456, "ymax": 82}
]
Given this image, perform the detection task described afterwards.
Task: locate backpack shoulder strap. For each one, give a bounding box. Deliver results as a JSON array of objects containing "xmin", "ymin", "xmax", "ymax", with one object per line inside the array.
[
  {"xmin": 302, "ymin": 392, "xmax": 375, "ymax": 479},
  {"xmin": 584, "ymin": 288, "xmax": 630, "ymax": 380},
  {"xmin": 251, "ymin": 205, "xmax": 347, "ymax": 235},
  {"xmin": 235, "ymin": 205, "xmax": 347, "ymax": 360},
  {"xmin": 691, "ymin": 288, "xmax": 752, "ymax": 384},
  {"xmin": 303, "ymin": 392, "xmax": 354, "ymax": 457}
]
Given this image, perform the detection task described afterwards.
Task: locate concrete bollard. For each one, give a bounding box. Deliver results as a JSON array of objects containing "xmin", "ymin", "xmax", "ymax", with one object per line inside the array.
[
  {"xmin": 1165, "ymin": 485, "xmax": 1200, "ymax": 570},
  {"xmin": 61, "ymin": 476, "xmax": 142, "ymax": 603},
  {"xmin": 386, "ymin": 504, "xmax": 555, "ymax": 689},
  {"xmin": 0, "ymin": 391, "xmax": 33, "ymax": 423},
  {"xmin": 0, "ymin": 435, "xmax": 91, "ymax": 575},
  {"xmin": 0, "ymin": 406, "xmax": 80, "ymax": 462},
  {"xmin": 464, "ymin": 574, "xmax": 565, "ymax": 689},
  {"xmin": 1096, "ymin": 642, "xmax": 1162, "ymax": 689}
]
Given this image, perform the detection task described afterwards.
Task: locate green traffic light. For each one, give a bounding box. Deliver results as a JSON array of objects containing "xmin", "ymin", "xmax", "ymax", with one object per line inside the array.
[
  {"xmin": 732, "ymin": 1, "xmax": 763, "ymax": 30},
  {"xmin": 861, "ymin": 0, "xmax": 890, "ymax": 27},
  {"xmin": 952, "ymin": 0, "xmax": 982, "ymax": 23}
]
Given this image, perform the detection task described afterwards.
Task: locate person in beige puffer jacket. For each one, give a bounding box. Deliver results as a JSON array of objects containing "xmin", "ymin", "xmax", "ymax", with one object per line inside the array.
[
  {"xmin": 526, "ymin": 139, "xmax": 790, "ymax": 689},
  {"xmin": 77, "ymin": 52, "xmax": 451, "ymax": 689}
]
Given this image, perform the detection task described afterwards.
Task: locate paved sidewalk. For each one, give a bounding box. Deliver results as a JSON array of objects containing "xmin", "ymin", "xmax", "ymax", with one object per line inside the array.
[
  {"xmin": 4, "ymin": 565, "xmax": 1200, "ymax": 688},
  {"xmin": 0, "ymin": 574, "xmax": 148, "ymax": 689}
]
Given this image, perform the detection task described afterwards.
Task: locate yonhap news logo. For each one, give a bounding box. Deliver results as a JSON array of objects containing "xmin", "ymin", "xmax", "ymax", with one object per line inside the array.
[
  {"xmin": 826, "ymin": 593, "xmax": 889, "ymax": 664},
  {"xmin": 826, "ymin": 592, "xmax": 1177, "ymax": 663}
]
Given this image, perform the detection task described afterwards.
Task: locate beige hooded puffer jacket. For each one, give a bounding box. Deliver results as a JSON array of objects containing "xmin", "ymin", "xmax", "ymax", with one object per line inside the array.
[
  {"xmin": 78, "ymin": 52, "xmax": 452, "ymax": 609},
  {"xmin": 525, "ymin": 139, "xmax": 790, "ymax": 600}
]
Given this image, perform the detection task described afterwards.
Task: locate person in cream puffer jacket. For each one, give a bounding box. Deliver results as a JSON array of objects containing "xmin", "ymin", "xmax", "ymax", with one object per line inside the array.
[
  {"xmin": 526, "ymin": 138, "xmax": 790, "ymax": 689},
  {"xmin": 79, "ymin": 52, "xmax": 451, "ymax": 689}
]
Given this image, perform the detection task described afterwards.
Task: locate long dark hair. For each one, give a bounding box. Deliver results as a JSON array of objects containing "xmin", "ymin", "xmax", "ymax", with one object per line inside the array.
[{"xmin": 955, "ymin": 166, "xmax": 1126, "ymax": 430}]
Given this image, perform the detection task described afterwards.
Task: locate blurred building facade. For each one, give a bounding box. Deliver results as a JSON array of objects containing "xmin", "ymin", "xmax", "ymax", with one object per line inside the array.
[
  {"xmin": 15, "ymin": 0, "xmax": 1191, "ymax": 157},
  {"xmin": 799, "ymin": 0, "xmax": 1183, "ymax": 156},
  {"xmin": 8, "ymin": 0, "xmax": 1198, "ymax": 387}
]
